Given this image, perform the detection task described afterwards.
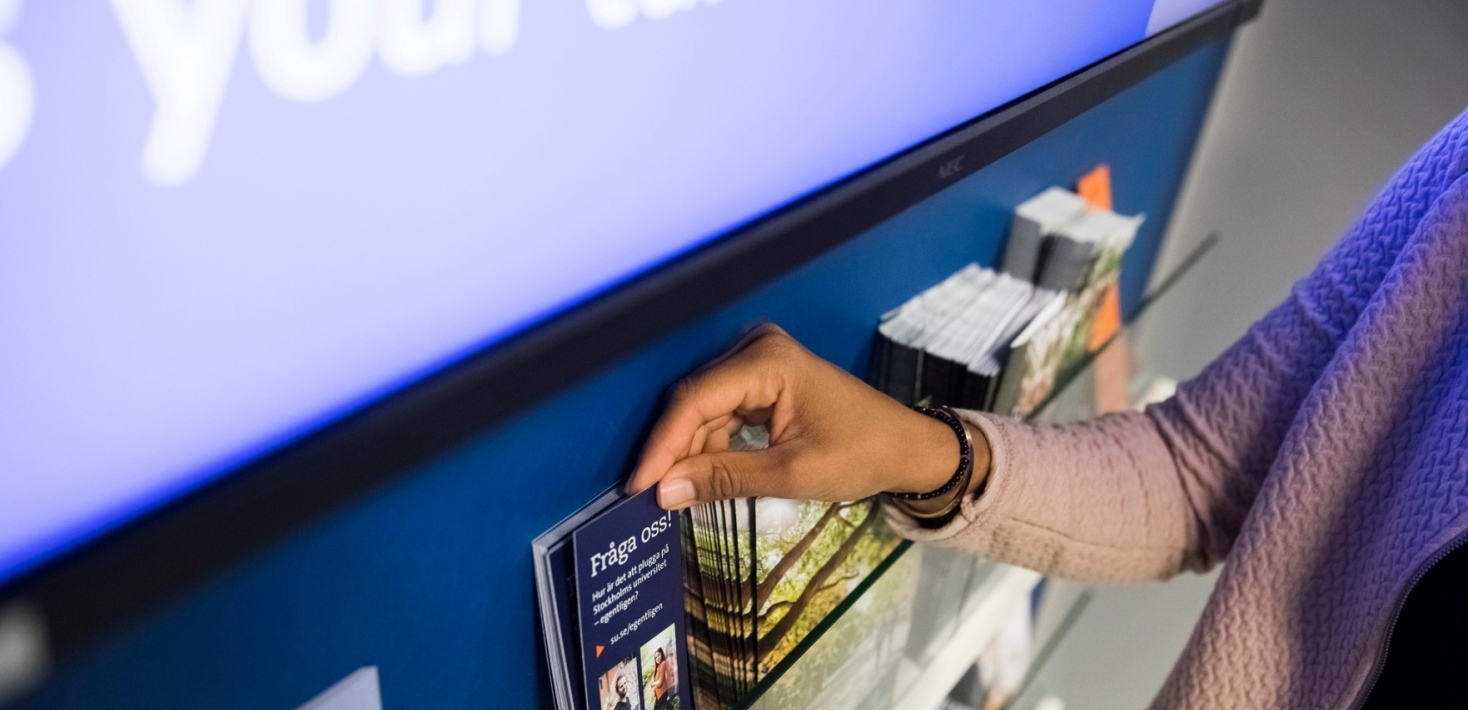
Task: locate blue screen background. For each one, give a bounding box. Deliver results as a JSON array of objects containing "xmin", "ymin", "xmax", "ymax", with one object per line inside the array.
[{"xmin": 0, "ymin": 0, "xmax": 1211, "ymax": 583}]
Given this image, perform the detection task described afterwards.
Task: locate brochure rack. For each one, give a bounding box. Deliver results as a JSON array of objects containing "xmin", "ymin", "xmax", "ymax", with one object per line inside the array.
[{"xmin": 729, "ymin": 238, "xmax": 1215, "ymax": 710}]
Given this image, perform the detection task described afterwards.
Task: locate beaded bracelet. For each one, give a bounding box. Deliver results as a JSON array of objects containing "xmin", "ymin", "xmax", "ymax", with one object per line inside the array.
[{"xmin": 885, "ymin": 406, "xmax": 974, "ymax": 520}]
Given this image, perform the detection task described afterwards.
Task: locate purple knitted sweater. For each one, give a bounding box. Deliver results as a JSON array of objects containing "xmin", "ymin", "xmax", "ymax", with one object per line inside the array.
[{"xmin": 889, "ymin": 111, "xmax": 1468, "ymax": 708}]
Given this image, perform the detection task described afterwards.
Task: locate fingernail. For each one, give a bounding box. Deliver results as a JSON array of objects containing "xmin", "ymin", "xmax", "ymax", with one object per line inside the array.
[{"xmin": 658, "ymin": 479, "xmax": 696, "ymax": 510}]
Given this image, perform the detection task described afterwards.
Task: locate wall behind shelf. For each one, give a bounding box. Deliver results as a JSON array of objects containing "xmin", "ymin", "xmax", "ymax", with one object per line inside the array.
[
  {"xmin": 1149, "ymin": 0, "xmax": 1468, "ymax": 379},
  {"xmin": 11, "ymin": 38, "xmax": 1232, "ymax": 710}
]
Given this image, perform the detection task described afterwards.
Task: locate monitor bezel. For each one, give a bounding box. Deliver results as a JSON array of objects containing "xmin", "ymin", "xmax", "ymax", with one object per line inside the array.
[{"xmin": 1, "ymin": 0, "xmax": 1259, "ymax": 662}]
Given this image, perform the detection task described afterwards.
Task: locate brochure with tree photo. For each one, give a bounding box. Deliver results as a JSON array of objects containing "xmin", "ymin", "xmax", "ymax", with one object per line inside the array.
[{"xmin": 680, "ymin": 426, "xmax": 903, "ymax": 709}]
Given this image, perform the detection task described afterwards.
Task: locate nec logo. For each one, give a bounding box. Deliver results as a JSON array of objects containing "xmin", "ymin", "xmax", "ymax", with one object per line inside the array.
[{"xmin": 936, "ymin": 155, "xmax": 965, "ymax": 181}]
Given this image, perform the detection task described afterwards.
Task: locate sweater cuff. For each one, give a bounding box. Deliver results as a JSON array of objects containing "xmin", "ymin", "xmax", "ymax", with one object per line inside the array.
[{"xmin": 882, "ymin": 409, "xmax": 1018, "ymax": 544}]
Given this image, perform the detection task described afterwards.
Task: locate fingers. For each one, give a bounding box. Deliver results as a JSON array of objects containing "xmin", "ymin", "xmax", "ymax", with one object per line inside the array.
[
  {"xmin": 655, "ymin": 448, "xmax": 791, "ymax": 510},
  {"xmin": 687, "ymin": 412, "xmax": 735, "ymax": 458},
  {"xmin": 699, "ymin": 414, "xmax": 744, "ymax": 456},
  {"xmin": 627, "ymin": 338, "xmax": 790, "ymax": 494},
  {"xmin": 693, "ymin": 322, "xmax": 789, "ymax": 375}
]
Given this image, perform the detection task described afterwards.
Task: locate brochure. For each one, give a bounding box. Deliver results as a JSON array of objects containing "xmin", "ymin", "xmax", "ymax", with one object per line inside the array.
[{"xmin": 572, "ymin": 488, "xmax": 691, "ymax": 710}]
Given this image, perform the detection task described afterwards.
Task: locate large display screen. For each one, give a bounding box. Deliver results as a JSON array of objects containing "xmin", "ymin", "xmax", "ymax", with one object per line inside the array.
[{"xmin": 0, "ymin": 0, "xmax": 1221, "ymax": 584}]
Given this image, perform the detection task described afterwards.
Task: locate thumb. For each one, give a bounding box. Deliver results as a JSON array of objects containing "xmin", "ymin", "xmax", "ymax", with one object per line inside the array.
[{"xmin": 655, "ymin": 447, "xmax": 790, "ymax": 510}]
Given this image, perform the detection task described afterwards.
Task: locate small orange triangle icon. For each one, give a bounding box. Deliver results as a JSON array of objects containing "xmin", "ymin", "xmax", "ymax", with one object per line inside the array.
[{"xmin": 596, "ymin": 645, "xmax": 605, "ymax": 658}]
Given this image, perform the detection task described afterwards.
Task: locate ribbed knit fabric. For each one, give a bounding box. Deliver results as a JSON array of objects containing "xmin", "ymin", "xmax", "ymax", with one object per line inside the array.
[{"xmin": 887, "ymin": 110, "xmax": 1468, "ymax": 709}]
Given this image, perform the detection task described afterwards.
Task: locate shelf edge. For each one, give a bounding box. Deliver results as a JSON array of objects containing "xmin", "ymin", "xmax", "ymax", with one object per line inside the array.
[{"xmin": 891, "ymin": 565, "xmax": 1045, "ymax": 710}]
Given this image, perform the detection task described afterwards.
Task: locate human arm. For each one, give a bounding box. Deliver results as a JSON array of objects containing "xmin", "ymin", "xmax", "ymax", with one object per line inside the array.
[{"xmin": 622, "ymin": 298, "xmax": 1346, "ymax": 584}]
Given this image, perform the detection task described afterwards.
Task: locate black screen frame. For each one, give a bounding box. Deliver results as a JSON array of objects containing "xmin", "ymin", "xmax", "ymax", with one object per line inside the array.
[{"xmin": 1, "ymin": 0, "xmax": 1260, "ymax": 664}]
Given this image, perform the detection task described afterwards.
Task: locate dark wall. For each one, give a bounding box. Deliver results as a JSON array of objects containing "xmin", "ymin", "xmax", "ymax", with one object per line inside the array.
[{"xmin": 15, "ymin": 38, "xmax": 1231, "ymax": 710}]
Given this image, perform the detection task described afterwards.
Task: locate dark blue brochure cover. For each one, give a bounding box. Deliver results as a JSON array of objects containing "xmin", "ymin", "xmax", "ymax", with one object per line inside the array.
[{"xmin": 573, "ymin": 487, "xmax": 690, "ymax": 710}]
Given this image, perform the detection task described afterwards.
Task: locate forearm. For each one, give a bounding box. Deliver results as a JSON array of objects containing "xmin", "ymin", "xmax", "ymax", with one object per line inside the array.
[{"xmin": 887, "ymin": 408, "xmax": 1212, "ymax": 583}]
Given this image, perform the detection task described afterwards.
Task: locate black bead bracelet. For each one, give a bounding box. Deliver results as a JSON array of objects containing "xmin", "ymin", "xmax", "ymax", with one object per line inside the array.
[{"xmin": 888, "ymin": 405, "xmax": 974, "ymax": 502}]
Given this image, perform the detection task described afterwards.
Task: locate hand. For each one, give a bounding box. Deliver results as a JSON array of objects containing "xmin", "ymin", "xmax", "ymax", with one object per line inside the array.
[{"xmin": 625, "ymin": 324, "xmax": 990, "ymax": 510}]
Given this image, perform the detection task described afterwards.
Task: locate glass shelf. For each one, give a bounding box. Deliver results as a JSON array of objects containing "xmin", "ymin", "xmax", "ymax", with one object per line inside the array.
[
  {"xmin": 999, "ymin": 583, "xmax": 1094, "ymax": 710},
  {"xmin": 737, "ymin": 545, "xmax": 1043, "ymax": 710},
  {"xmin": 729, "ymin": 236, "xmax": 1216, "ymax": 710}
]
